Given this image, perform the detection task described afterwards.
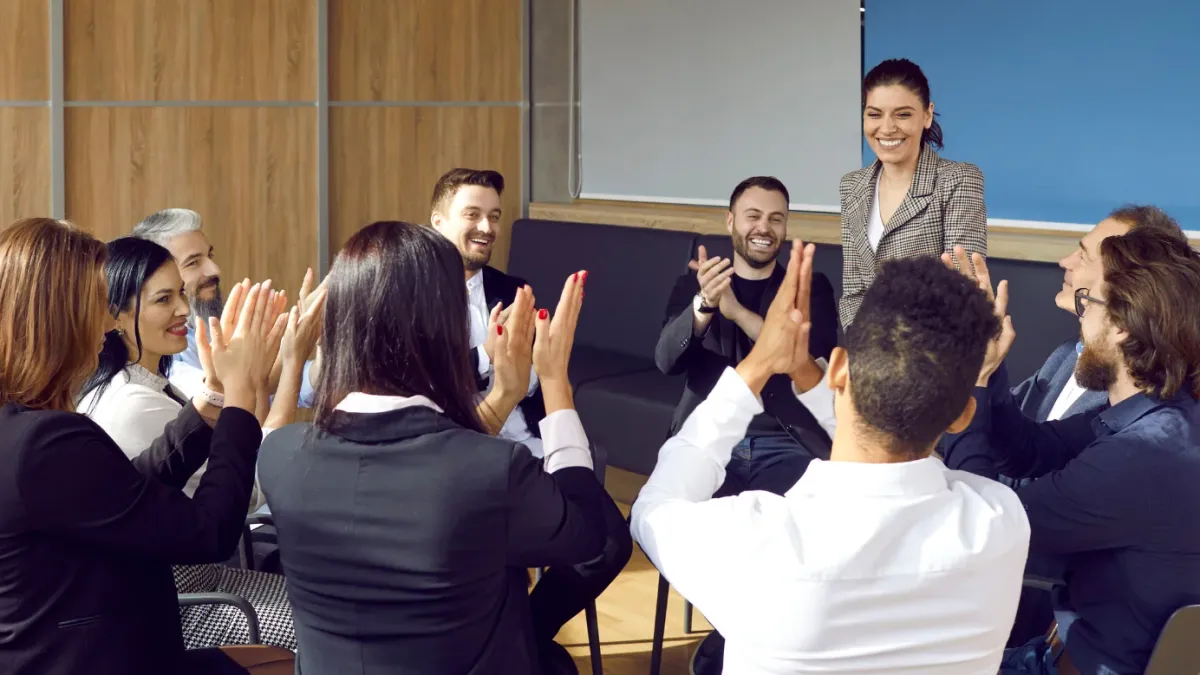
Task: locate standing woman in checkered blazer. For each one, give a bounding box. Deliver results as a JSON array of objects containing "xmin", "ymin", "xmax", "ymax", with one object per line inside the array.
[{"xmin": 838, "ymin": 58, "xmax": 987, "ymax": 328}]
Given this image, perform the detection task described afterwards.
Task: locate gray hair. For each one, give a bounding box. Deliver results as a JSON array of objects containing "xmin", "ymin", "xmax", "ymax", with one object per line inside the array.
[{"xmin": 131, "ymin": 208, "xmax": 204, "ymax": 247}]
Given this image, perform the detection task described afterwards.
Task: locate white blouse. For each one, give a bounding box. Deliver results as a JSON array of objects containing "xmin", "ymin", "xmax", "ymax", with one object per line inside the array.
[{"xmin": 79, "ymin": 364, "xmax": 262, "ymax": 509}]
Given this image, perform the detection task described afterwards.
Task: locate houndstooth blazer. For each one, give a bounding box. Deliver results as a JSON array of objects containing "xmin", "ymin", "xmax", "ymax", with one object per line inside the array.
[{"xmin": 838, "ymin": 144, "xmax": 988, "ymax": 328}]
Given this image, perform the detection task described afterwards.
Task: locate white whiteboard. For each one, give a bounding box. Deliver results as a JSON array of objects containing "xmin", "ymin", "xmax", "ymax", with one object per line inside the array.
[{"xmin": 579, "ymin": 0, "xmax": 863, "ymax": 212}]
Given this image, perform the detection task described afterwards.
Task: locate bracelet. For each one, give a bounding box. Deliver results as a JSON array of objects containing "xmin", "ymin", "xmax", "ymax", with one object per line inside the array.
[{"xmin": 197, "ymin": 387, "xmax": 225, "ymax": 408}]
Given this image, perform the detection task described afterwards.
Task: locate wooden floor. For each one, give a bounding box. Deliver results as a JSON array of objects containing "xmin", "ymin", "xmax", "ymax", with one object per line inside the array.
[{"xmin": 555, "ymin": 468, "xmax": 714, "ymax": 675}]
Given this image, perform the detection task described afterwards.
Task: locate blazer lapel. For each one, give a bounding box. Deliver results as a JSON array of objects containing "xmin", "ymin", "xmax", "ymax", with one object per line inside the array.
[
  {"xmin": 847, "ymin": 162, "xmax": 881, "ymax": 271},
  {"xmin": 881, "ymin": 144, "xmax": 939, "ymax": 241}
]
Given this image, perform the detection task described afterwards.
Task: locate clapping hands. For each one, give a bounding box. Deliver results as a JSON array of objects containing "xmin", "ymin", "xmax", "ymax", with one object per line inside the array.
[
  {"xmin": 941, "ymin": 246, "xmax": 1016, "ymax": 386},
  {"xmin": 196, "ymin": 279, "xmax": 288, "ymax": 413},
  {"xmin": 736, "ymin": 241, "xmax": 816, "ymax": 393}
]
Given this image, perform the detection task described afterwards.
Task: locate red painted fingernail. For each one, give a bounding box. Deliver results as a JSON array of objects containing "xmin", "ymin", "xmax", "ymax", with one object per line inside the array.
[
  {"xmin": 496, "ymin": 325, "xmax": 503, "ymax": 336},
  {"xmin": 538, "ymin": 309, "xmax": 548, "ymax": 320},
  {"xmin": 571, "ymin": 272, "xmax": 577, "ymax": 281},
  {"xmin": 581, "ymin": 270, "xmax": 589, "ymax": 285}
]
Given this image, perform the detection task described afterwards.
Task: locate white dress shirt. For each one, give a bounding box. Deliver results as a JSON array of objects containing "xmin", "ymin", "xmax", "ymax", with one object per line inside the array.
[
  {"xmin": 631, "ymin": 368, "xmax": 1030, "ymax": 675},
  {"xmin": 867, "ymin": 175, "xmax": 886, "ymax": 252},
  {"xmin": 333, "ymin": 392, "xmax": 591, "ymax": 474},
  {"xmin": 1046, "ymin": 373, "xmax": 1088, "ymax": 422},
  {"xmin": 466, "ymin": 272, "xmax": 543, "ymax": 456},
  {"xmin": 80, "ymin": 364, "xmax": 265, "ymax": 509}
]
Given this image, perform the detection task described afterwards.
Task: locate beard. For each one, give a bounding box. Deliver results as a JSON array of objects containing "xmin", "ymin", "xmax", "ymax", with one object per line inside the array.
[
  {"xmin": 189, "ymin": 276, "xmax": 224, "ymax": 324},
  {"xmin": 731, "ymin": 229, "xmax": 779, "ymax": 270},
  {"xmin": 1075, "ymin": 336, "xmax": 1118, "ymax": 392},
  {"xmin": 461, "ymin": 229, "xmax": 494, "ymax": 272}
]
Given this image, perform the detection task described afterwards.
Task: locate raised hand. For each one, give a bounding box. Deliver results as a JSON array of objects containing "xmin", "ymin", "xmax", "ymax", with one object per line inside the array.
[
  {"xmin": 208, "ymin": 282, "xmax": 288, "ymax": 414},
  {"xmin": 688, "ymin": 245, "xmax": 735, "ymax": 313},
  {"xmin": 533, "ymin": 270, "xmax": 586, "ymax": 412},
  {"xmin": 199, "ymin": 278, "xmax": 249, "ymax": 393},
  {"xmin": 491, "ymin": 285, "xmax": 535, "ymax": 402},
  {"xmin": 280, "ymin": 285, "xmax": 326, "ymax": 366},
  {"xmin": 942, "ymin": 246, "xmax": 1016, "ymax": 385},
  {"xmin": 736, "ymin": 241, "xmax": 815, "ymax": 393}
]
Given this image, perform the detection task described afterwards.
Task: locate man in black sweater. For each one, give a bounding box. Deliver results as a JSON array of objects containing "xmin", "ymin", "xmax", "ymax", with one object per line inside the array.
[{"xmin": 656, "ymin": 176, "xmax": 839, "ymax": 498}]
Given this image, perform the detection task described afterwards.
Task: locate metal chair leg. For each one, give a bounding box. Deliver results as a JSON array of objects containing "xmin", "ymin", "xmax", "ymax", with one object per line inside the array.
[
  {"xmin": 585, "ymin": 601, "xmax": 603, "ymax": 675},
  {"xmin": 650, "ymin": 573, "xmax": 670, "ymax": 675},
  {"xmin": 683, "ymin": 599, "xmax": 694, "ymax": 634}
]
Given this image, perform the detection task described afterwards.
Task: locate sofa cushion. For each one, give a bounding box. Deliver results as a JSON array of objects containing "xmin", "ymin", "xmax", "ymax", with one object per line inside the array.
[
  {"xmin": 569, "ymin": 345, "xmax": 656, "ymax": 388},
  {"xmin": 574, "ymin": 370, "xmax": 685, "ymax": 476},
  {"xmin": 508, "ymin": 219, "xmax": 696, "ymax": 360}
]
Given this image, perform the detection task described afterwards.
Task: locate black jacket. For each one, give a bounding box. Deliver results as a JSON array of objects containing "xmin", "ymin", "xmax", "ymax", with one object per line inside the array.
[
  {"xmin": 655, "ymin": 263, "xmax": 839, "ymax": 455},
  {"xmin": 468, "ymin": 265, "xmax": 547, "ymax": 434},
  {"xmin": 257, "ymin": 406, "xmax": 609, "ymax": 675},
  {"xmin": 0, "ymin": 403, "xmax": 261, "ymax": 675}
]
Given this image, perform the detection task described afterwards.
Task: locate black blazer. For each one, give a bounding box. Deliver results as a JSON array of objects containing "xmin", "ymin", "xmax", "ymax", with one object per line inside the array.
[
  {"xmin": 468, "ymin": 265, "xmax": 547, "ymax": 433},
  {"xmin": 0, "ymin": 402, "xmax": 261, "ymax": 675},
  {"xmin": 655, "ymin": 264, "xmax": 839, "ymax": 455},
  {"xmin": 257, "ymin": 406, "xmax": 609, "ymax": 675}
]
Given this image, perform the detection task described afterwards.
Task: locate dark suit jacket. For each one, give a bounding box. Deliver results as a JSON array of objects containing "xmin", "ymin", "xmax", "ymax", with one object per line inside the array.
[
  {"xmin": 940, "ymin": 340, "xmax": 1107, "ymax": 480},
  {"xmin": 0, "ymin": 403, "xmax": 260, "ymax": 675},
  {"xmin": 257, "ymin": 407, "xmax": 609, "ymax": 675},
  {"xmin": 468, "ymin": 265, "xmax": 546, "ymax": 434},
  {"xmin": 654, "ymin": 263, "xmax": 838, "ymax": 456},
  {"xmin": 838, "ymin": 144, "xmax": 988, "ymax": 328}
]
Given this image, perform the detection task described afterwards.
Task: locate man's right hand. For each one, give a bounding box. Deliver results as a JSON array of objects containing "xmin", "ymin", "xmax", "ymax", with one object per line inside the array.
[
  {"xmin": 941, "ymin": 246, "xmax": 1016, "ymax": 386},
  {"xmin": 735, "ymin": 240, "xmax": 815, "ymax": 394},
  {"xmin": 689, "ymin": 245, "xmax": 735, "ymax": 313}
]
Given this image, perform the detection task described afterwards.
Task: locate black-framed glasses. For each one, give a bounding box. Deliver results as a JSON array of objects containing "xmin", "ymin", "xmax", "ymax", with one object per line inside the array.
[{"xmin": 1074, "ymin": 287, "xmax": 1106, "ymax": 317}]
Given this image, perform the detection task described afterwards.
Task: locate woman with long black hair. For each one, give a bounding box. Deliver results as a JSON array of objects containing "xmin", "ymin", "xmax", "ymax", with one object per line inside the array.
[
  {"xmin": 76, "ymin": 236, "xmax": 318, "ymax": 653},
  {"xmin": 259, "ymin": 220, "xmax": 621, "ymax": 675}
]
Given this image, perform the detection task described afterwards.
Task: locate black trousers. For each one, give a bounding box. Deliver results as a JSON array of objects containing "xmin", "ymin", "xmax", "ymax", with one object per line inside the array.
[{"xmin": 528, "ymin": 488, "xmax": 633, "ymax": 672}]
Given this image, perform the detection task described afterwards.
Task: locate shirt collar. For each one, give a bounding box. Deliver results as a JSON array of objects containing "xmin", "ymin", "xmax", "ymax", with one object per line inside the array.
[
  {"xmin": 1092, "ymin": 391, "xmax": 1190, "ymax": 437},
  {"xmin": 466, "ymin": 271, "xmax": 484, "ymax": 293},
  {"xmin": 786, "ymin": 456, "xmax": 949, "ymax": 499},
  {"xmin": 334, "ymin": 392, "xmax": 444, "ymax": 414}
]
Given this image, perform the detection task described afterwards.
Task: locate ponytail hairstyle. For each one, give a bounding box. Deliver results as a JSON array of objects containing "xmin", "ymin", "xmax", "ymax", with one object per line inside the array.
[
  {"xmin": 863, "ymin": 58, "xmax": 943, "ymax": 150},
  {"xmin": 79, "ymin": 237, "xmax": 177, "ymax": 410}
]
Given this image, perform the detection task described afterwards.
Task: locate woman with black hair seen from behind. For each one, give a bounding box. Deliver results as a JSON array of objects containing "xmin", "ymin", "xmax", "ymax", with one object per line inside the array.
[
  {"xmin": 839, "ymin": 58, "xmax": 988, "ymax": 328},
  {"xmin": 77, "ymin": 236, "xmax": 316, "ymax": 654},
  {"xmin": 258, "ymin": 220, "xmax": 612, "ymax": 675},
  {"xmin": 0, "ymin": 218, "xmax": 290, "ymax": 675}
]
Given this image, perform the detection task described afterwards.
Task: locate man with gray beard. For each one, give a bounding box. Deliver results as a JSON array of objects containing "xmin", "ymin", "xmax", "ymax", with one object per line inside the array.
[{"xmin": 133, "ymin": 208, "xmax": 316, "ymax": 404}]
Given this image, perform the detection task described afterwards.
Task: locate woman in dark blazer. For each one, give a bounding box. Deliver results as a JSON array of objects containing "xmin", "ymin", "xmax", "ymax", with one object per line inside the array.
[
  {"xmin": 839, "ymin": 58, "xmax": 988, "ymax": 328},
  {"xmin": 0, "ymin": 218, "xmax": 281, "ymax": 675},
  {"xmin": 258, "ymin": 221, "xmax": 619, "ymax": 675}
]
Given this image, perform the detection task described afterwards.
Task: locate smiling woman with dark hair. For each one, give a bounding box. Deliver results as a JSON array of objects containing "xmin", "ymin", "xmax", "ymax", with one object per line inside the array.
[
  {"xmin": 839, "ymin": 58, "xmax": 988, "ymax": 329},
  {"xmin": 259, "ymin": 220, "xmax": 619, "ymax": 675}
]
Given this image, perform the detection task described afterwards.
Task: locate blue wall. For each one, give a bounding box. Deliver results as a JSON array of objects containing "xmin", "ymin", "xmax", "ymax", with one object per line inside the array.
[{"xmin": 864, "ymin": 0, "xmax": 1200, "ymax": 229}]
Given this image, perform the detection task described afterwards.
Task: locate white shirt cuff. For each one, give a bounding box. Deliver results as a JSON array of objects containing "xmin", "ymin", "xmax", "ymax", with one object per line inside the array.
[
  {"xmin": 791, "ymin": 361, "xmax": 836, "ymax": 438},
  {"xmin": 476, "ymin": 345, "xmax": 492, "ymax": 377},
  {"xmin": 539, "ymin": 409, "xmax": 593, "ymax": 474}
]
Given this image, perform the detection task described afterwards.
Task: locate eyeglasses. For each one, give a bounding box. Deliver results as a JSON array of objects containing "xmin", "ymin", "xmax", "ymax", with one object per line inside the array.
[{"xmin": 1074, "ymin": 287, "xmax": 1107, "ymax": 318}]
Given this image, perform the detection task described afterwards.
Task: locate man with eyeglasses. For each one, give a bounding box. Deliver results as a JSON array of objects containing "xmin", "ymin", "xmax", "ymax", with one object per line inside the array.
[
  {"xmin": 946, "ymin": 228, "xmax": 1200, "ymax": 675},
  {"xmin": 939, "ymin": 205, "xmax": 1190, "ymax": 648}
]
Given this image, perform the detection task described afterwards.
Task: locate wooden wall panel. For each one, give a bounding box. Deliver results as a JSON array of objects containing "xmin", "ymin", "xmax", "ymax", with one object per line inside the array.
[
  {"xmin": 0, "ymin": 0, "xmax": 49, "ymax": 100},
  {"xmin": 330, "ymin": 0, "xmax": 522, "ymax": 102},
  {"xmin": 330, "ymin": 106, "xmax": 522, "ymax": 267},
  {"xmin": 64, "ymin": 107, "xmax": 317, "ymax": 288},
  {"xmin": 0, "ymin": 108, "xmax": 51, "ymax": 227},
  {"xmin": 65, "ymin": 0, "xmax": 316, "ymax": 101}
]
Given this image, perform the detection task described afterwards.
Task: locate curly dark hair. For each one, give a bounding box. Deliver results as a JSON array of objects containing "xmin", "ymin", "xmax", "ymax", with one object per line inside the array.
[
  {"xmin": 845, "ymin": 256, "xmax": 1001, "ymax": 457},
  {"xmin": 1100, "ymin": 228, "xmax": 1200, "ymax": 400}
]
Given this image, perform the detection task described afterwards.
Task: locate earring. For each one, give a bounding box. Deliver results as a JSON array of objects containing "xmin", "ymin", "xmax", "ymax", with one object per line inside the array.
[{"xmin": 115, "ymin": 328, "xmax": 125, "ymax": 337}]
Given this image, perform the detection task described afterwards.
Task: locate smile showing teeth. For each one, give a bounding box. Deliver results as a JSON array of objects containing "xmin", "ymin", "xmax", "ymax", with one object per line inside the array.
[
  {"xmin": 749, "ymin": 237, "xmax": 772, "ymax": 248},
  {"xmin": 470, "ymin": 239, "xmax": 491, "ymax": 246},
  {"xmin": 878, "ymin": 138, "xmax": 903, "ymax": 148}
]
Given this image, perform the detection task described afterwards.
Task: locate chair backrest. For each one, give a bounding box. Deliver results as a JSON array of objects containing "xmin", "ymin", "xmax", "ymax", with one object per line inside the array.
[
  {"xmin": 1145, "ymin": 604, "xmax": 1200, "ymax": 675},
  {"xmin": 508, "ymin": 219, "xmax": 696, "ymax": 359}
]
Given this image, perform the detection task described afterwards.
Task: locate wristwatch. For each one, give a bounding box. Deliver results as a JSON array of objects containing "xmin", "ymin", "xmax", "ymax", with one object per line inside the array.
[{"xmin": 693, "ymin": 293, "xmax": 718, "ymax": 314}]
